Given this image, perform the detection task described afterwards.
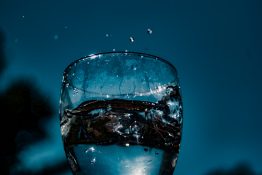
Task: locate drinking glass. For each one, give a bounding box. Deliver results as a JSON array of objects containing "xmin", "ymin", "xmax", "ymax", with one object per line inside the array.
[{"xmin": 60, "ymin": 51, "xmax": 183, "ymax": 175}]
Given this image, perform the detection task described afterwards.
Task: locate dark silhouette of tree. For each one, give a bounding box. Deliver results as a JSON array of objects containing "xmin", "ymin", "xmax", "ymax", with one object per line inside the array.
[
  {"xmin": 0, "ymin": 30, "xmax": 69, "ymax": 174},
  {"xmin": 206, "ymin": 163, "xmax": 262, "ymax": 175},
  {"xmin": 0, "ymin": 80, "xmax": 54, "ymax": 174},
  {"xmin": 0, "ymin": 30, "xmax": 5, "ymax": 76},
  {"xmin": 15, "ymin": 161, "xmax": 69, "ymax": 175}
]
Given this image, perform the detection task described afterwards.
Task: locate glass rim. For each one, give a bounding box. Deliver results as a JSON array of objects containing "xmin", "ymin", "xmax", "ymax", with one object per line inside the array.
[{"xmin": 63, "ymin": 51, "xmax": 177, "ymax": 76}]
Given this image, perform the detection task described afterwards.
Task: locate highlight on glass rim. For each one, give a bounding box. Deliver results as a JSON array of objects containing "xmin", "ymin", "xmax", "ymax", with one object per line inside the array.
[{"xmin": 59, "ymin": 51, "xmax": 183, "ymax": 175}]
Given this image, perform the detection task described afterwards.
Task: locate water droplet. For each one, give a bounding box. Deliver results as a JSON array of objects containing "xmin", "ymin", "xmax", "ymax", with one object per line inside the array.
[
  {"xmin": 73, "ymin": 87, "xmax": 78, "ymax": 95},
  {"xmin": 133, "ymin": 67, "xmax": 137, "ymax": 71},
  {"xmin": 147, "ymin": 28, "xmax": 153, "ymax": 35},
  {"xmin": 129, "ymin": 36, "xmax": 134, "ymax": 43},
  {"xmin": 107, "ymin": 104, "xmax": 112, "ymax": 111},
  {"xmin": 106, "ymin": 94, "xmax": 110, "ymax": 98},
  {"xmin": 112, "ymin": 48, "xmax": 116, "ymax": 52},
  {"xmin": 125, "ymin": 143, "xmax": 130, "ymax": 147},
  {"xmin": 89, "ymin": 54, "xmax": 97, "ymax": 59},
  {"xmin": 105, "ymin": 33, "xmax": 109, "ymax": 37},
  {"xmin": 54, "ymin": 34, "xmax": 59, "ymax": 40},
  {"xmin": 21, "ymin": 15, "xmax": 25, "ymax": 18},
  {"xmin": 125, "ymin": 49, "xmax": 128, "ymax": 52},
  {"xmin": 85, "ymin": 147, "xmax": 95, "ymax": 153},
  {"xmin": 90, "ymin": 157, "xmax": 96, "ymax": 164}
]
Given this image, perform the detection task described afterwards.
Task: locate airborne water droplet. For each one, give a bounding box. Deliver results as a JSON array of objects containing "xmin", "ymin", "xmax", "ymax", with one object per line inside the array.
[
  {"xmin": 112, "ymin": 49, "xmax": 116, "ymax": 52},
  {"xmin": 129, "ymin": 36, "xmax": 134, "ymax": 43},
  {"xmin": 147, "ymin": 28, "xmax": 153, "ymax": 35}
]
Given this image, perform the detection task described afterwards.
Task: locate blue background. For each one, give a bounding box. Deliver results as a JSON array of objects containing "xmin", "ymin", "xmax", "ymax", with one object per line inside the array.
[{"xmin": 0, "ymin": 0, "xmax": 261, "ymax": 174}]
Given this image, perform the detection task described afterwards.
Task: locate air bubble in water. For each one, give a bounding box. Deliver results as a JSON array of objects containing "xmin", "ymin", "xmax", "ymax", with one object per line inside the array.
[
  {"xmin": 90, "ymin": 157, "xmax": 96, "ymax": 164},
  {"xmin": 129, "ymin": 36, "xmax": 134, "ymax": 43},
  {"xmin": 107, "ymin": 104, "xmax": 112, "ymax": 111},
  {"xmin": 73, "ymin": 88, "xmax": 78, "ymax": 95},
  {"xmin": 147, "ymin": 28, "xmax": 153, "ymax": 35},
  {"xmin": 105, "ymin": 33, "xmax": 109, "ymax": 37}
]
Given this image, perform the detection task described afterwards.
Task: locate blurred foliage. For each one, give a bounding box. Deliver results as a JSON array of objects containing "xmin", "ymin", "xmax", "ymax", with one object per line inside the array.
[
  {"xmin": 0, "ymin": 30, "xmax": 57, "ymax": 174},
  {"xmin": 206, "ymin": 163, "xmax": 262, "ymax": 175},
  {"xmin": 0, "ymin": 30, "xmax": 5, "ymax": 75}
]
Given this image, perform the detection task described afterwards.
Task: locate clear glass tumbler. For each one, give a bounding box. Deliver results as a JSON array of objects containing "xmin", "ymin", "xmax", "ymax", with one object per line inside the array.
[{"xmin": 60, "ymin": 51, "xmax": 183, "ymax": 175}]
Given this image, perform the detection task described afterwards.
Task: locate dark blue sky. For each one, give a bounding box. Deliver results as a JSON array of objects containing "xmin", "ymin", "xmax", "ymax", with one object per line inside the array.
[{"xmin": 0, "ymin": 0, "xmax": 262, "ymax": 174}]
